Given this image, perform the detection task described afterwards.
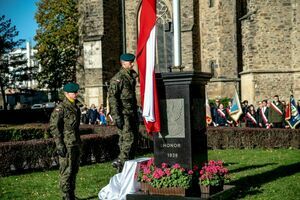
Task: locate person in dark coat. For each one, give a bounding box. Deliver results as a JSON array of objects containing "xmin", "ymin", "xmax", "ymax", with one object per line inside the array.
[
  {"xmin": 245, "ymin": 104, "xmax": 258, "ymax": 127},
  {"xmin": 87, "ymin": 104, "xmax": 98, "ymax": 125},
  {"xmin": 211, "ymin": 99, "xmax": 220, "ymax": 126},
  {"xmin": 80, "ymin": 104, "xmax": 89, "ymax": 124},
  {"xmin": 259, "ymin": 100, "xmax": 270, "ymax": 128},
  {"xmin": 269, "ymin": 95, "xmax": 284, "ymax": 128},
  {"xmin": 215, "ymin": 103, "xmax": 229, "ymax": 127}
]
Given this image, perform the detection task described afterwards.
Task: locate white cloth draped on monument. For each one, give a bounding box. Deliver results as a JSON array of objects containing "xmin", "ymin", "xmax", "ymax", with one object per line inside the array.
[{"xmin": 98, "ymin": 157, "xmax": 150, "ymax": 200}]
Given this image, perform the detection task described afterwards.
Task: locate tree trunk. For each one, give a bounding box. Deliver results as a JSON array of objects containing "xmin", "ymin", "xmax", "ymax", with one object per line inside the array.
[{"xmin": 0, "ymin": 78, "xmax": 7, "ymax": 110}]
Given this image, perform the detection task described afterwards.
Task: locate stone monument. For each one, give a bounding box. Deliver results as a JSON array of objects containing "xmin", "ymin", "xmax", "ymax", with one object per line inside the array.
[{"xmin": 154, "ymin": 72, "xmax": 211, "ymax": 169}]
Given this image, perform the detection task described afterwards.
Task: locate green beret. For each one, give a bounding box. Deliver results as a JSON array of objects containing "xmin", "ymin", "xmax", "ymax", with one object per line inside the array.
[
  {"xmin": 120, "ymin": 53, "xmax": 135, "ymax": 62},
  {"xmin": 63, "ymin": 82, "xmax": 79, "ymax": 93}
]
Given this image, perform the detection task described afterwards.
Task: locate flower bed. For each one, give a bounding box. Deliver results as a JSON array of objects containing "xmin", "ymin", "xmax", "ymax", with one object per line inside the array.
[
  {"xmin": 199, "ymin": 160, "xmax": 229, "ymax": 187},
  {"xmin": 138, "ymin": 159, "xmax": 194, "ymax": 190},
  {"xmin": 137, "ymin": 159, "xmax": 230, "ymax": 197}
]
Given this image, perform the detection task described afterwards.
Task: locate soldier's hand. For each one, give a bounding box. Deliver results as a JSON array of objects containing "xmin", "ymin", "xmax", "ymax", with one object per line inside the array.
[
  {"xmin": 116, "ymin": 118, "xmax": 124, "ymax": 129},
  {"xmin": 57, "ymin": 145, "xmax": 67, "ymax": 157}
]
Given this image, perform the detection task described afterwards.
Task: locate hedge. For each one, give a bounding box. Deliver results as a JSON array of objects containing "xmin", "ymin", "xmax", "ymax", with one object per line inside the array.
[
  {"xmin": 207, "ymin": 127, "xmax": 300, "ymax": 149},
  {"xmin": 0, "ymin": 124, "xmax": 96, "ymax": 142},
  {"xmin": 0, "ymin": 126, "xmax": 153, "ymax": 176}
]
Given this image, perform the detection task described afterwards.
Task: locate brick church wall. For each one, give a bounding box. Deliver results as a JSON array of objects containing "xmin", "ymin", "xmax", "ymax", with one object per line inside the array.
[
  {"xmin": 199, "ymin": 0, "xmax": 239, "ymax": 98},
  {"xmin": 241, "ymin": 0, "xmax": 300, "ymax": 104}
]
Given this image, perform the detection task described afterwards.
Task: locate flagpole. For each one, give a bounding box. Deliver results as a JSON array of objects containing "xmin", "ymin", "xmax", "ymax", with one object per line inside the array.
[
  {"xmin": 121, "ymin": 0, "xmax": 126, "ymax": 53},
  {"xmin": 173, "ymin": 0, "xmax": 181, "ymax": 68}
]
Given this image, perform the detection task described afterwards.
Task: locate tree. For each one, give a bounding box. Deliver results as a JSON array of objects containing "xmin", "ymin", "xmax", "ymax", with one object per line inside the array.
[
  {"xmin": 35, "ymin": 0, "xmax": 80, "ymax": 96},
  {"xmin": 0, "ymin": 15, "xmax": 25, "ymax": 110}
]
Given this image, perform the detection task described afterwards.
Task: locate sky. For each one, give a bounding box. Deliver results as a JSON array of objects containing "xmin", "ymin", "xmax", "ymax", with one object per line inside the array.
[{"xmin": 0, "ymin": 0, "xmax": 38, "ymax": 46}]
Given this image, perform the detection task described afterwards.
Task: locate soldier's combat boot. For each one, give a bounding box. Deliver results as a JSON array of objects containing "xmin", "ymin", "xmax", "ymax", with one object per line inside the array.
[
  {"xmin": 111, "ymin": 159, "xmax": 121, "ymax": 168},
  {"xmin": 117, "ymin": 162, "xmax": 123, "ymax": 173},
  {"xmin": 112, "ymin": 159, "xmax": 123, "ymax": 172}
]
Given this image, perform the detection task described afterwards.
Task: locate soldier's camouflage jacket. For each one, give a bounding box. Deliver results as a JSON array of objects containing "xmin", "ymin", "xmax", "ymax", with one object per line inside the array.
[
  {"xmin": 108, "ymin": 68, "xmax": 138, "ymax": 120},
  {"xmin": 49, "ymin": 98, "xmax": 81, "ymax": 149}
]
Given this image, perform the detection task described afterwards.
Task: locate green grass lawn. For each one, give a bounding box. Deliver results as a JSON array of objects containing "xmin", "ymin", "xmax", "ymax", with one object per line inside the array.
[{"xmin": 0, "ymin": 149, "xmax": 299, "ymax": 200}]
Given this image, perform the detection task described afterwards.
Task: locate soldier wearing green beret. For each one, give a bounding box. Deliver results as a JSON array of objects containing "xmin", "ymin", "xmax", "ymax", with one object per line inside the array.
[
  {"xmin": 108, "ymin": 53, "xmax": 139, "ymax": 172},
  {"xmin": 50, "ymin": 82, "xmax": 81, "ymax": 200}
]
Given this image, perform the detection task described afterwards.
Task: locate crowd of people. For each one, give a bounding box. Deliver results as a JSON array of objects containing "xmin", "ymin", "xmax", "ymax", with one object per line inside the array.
[
  {"xmin": 80, "ymin": 104, "xmax": 109, "ymax": 126},
  {"xmin": 80, "ymin": 104, "xmax": 144, "ymax": 127},
  {"xmin": 209, "ymin": 95, "xmax": 298, "ymax": 129}
]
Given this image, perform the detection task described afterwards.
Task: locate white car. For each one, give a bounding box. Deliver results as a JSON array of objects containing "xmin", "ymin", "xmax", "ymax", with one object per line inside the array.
[
  {"xmin": 31, "ymin": 104, "xmax": 44, "ymax": 109},
  {"xmin": 44, "ymin": 102, "xmax": 56, "ymax": 108}
]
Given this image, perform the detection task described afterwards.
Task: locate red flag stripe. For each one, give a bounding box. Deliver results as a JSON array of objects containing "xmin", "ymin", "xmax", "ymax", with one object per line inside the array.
[{"xmin": 136, "ymin": 0, "xmax": 161, "ymax": 133}]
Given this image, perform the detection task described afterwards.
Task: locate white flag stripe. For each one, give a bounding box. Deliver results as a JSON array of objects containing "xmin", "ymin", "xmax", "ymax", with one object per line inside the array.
[{"xmin": 142, "ymin": 26, "xmax": 156, "ymax": 122}]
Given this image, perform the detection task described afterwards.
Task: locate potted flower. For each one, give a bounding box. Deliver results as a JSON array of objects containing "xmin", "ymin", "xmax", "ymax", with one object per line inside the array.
[
  {"xmin": 199, "ymin": 160, "xmax": 229, "ymax": 196},
  {"xmin": 138, "ymin": 158, "xmax": 194, "ymax": 196}
]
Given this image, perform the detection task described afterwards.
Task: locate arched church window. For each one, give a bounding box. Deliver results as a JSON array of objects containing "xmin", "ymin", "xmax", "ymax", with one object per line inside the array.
[
  {"xmin": 137, "ymin": 0, "xmax": 173, "ymax": 73},
  {"xmin": 156, "ymin": 0, "xmax": 173, "ymax": 73}
]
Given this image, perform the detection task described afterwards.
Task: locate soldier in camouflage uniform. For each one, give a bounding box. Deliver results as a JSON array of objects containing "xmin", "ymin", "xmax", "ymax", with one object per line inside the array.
[
  {"xmin": 50, "ymin": 82, "xmax": 81, "ymax": 200},
  {"xmin": 108, "ymin": 53, "xmax": 139, "ymax": 172}
]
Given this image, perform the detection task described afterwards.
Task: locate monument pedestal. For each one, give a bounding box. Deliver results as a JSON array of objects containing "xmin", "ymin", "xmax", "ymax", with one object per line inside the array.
[
  {"xmin": 127, "ymin": 72, "xmax": 237, "ymax": 199},
  {"xmin": 154, "ymin": 72, "xmax": 211, "ymax": 168}
]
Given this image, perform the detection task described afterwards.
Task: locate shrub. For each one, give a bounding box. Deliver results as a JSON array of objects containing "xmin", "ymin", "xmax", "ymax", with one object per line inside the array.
[
  {"xmin": 0, "ymin": 124, "xmax": 95, "ymax": 142},
  {"xmin": 0, "ymin": 139, "xmax": 57, "ymax": 176},
  {"xmin": 0, "ymin": 126, "xmax": 49, "ymax": 142},
  {"xmin": 207, "ymin": 127, "xmax": 300, "ymax": 149},
  {"xmin": 0, "ymin": 133, "xmax": 119, "ymax": 176},
  {"xmin": 0, "ymin": 125, "xmax": 153, "ymax": 176}
]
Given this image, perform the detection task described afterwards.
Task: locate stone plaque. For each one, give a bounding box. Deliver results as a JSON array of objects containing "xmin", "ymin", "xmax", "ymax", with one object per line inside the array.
[{"xmin": 159, "ymin": 98, "xmax": 185, "ymax": 138}]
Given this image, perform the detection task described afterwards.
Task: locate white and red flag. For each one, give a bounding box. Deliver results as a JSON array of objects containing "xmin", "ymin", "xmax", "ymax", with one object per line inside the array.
[{"xmin": 136, "ymin": 0, "xmax": 161, "ymax": 133}]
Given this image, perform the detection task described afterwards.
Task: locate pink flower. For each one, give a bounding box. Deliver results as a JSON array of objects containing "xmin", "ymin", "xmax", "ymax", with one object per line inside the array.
[
  {"xmin": 153, "ymin": 168, "xmax": 165, "ymax": 179},
  {"xmin": 198, "ymin": 160, "xmax": 229, "ymax": 185},
  {"xmin": 161, "ymin": 163, "xmax": 168, "ymax": 168},
  {"xmin": 147, "ymin": 158, "xmax": 154, "ymax": 167},
  {"xmin": 164, "ymin": 168, "xmax": 171, "ymax": 176},
  {"xmin": 188, "ymin": 170, "xmax": 194, "ymax": 175},
  {"xmin": 142, "ymin": 175, "xmax": 148, "ymax": 181},
  {"xmin": 172, "ymin": 163, "xmax": 181, "ymax": 169},
  {"xmin": 143, "ymin": 167, "xmax": 151, "ymax": 175}
]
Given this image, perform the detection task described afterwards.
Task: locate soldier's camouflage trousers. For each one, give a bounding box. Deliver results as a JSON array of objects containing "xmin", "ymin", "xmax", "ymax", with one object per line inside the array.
[
  {"xmin": 118, "ymin": 115, "xmax": 138, "ymax": 163},
  {"xmin": 59, "ymin": 146, "xmax": 80, "ymax": 200}
]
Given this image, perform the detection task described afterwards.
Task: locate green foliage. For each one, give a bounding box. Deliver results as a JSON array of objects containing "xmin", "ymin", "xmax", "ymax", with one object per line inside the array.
[
  {"xmin": 209, "ymin": 97, "xmax": 232, "ymax": 107},
  {"xmin": 35, "ymin": 0, "xmax": 80, "ymax": 91},
  {"xmin": 0, "ymin": 15, "xmax": 25, "ymax": 109}
]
